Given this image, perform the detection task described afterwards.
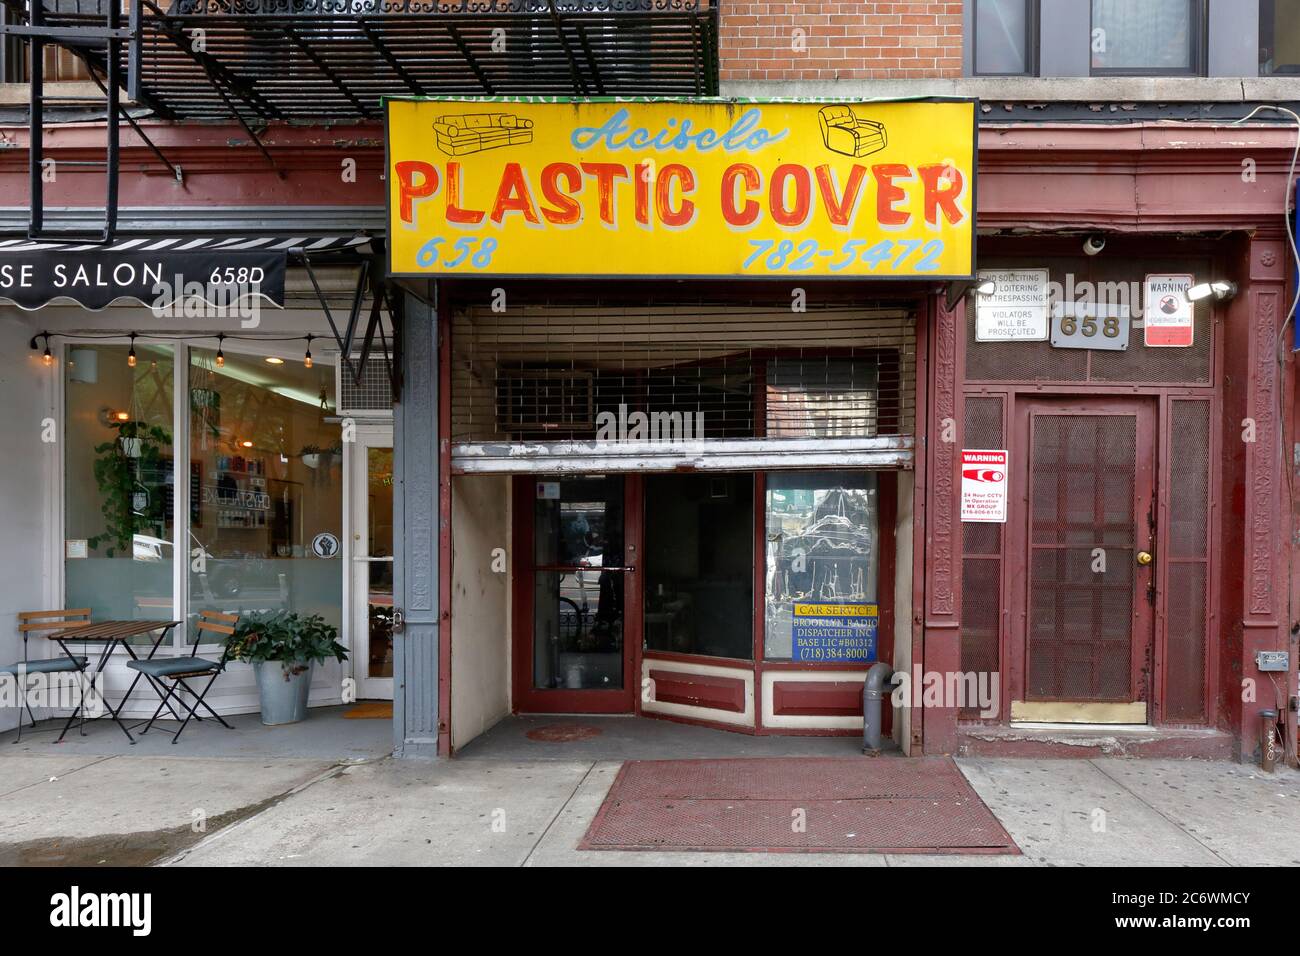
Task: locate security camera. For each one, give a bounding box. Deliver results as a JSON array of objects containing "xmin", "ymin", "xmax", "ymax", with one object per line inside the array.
[{"xmin": 1083, "ymin": 235, "xmax": 1106, "ymax": 256}]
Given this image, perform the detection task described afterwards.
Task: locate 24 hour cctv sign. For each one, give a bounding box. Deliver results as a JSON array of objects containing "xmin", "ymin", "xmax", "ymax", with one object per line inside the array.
[
  {"xmin": 386, "ymin": 98, "xmax": 976, "ymax": 279},
  {"xmin": 961, "ymin": 449, "xmax": 1008, "ymax": 523}
]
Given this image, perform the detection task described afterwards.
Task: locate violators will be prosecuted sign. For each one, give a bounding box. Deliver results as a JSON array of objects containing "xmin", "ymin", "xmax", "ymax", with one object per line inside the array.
[{"xmin": 386, "ymin": 98, "xmax": 976, "ymax": 279}]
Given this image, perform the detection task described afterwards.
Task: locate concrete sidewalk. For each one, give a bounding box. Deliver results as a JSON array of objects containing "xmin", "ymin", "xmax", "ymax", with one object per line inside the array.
[
  {"xmin": 0, "ymin": 753, "xmax": 337, "ymax": 865},
  {"xmin": 2, "ymin": 749, "xmax": 1295, "ymax": 866},
  {"xmin": 169, "ymin": 757, "xmax": 1300, "ymax": 866}
]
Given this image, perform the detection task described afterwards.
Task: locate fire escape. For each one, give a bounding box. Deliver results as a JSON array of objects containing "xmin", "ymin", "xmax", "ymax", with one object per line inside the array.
[{"xmin": 0, "ymin": 0, "xmax": 720, "ymax": 394}]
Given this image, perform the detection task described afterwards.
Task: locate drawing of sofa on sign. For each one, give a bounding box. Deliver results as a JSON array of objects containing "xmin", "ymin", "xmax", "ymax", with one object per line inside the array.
[
  {"xmin": 432, "ymin": 113, "xmax": 535, "ymax": 156},
  {"xmin": 817, "ymin": 106, "xmax": 888, "ymax": 158}
]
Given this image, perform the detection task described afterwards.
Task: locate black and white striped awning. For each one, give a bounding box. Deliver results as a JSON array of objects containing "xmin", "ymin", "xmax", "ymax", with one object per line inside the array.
[
  {"xmin": 0, "ymin": 233, "xmax": 373, "ymax": 310},
  {"xmin": 0, "ymin": 234, "xmax": 372, "ymax": 254}
]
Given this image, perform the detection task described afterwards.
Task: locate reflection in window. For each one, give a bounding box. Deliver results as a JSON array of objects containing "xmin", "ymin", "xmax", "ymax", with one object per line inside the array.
[
  {"xmin": 188, "ymin": 348, "xmax": 342, "ymax": 640},
  {"xmin": 764, "ymin": 473, "xmax": 879, "ymax": 661},
  {"xmin": 974, "ymin": 0, "xmax": 1033, "ymax": 76},
  {"xmin": 766, "ymin": 358, "xmax": 880, "ymax": 438},
  {"xmin": 1091, "ymin": 0, "xmax": 1199, "ymax": 74},
  {"xmin": 1261, "ymin": 0, "xmax": 1300, "ymax": 74},
  {"xmin": 644, "ymin": 474, "xmax": 753, "ymax": 660},
  {"xmin": 64, "ymin": 345, "xmax": 175, "ymax": 621}
]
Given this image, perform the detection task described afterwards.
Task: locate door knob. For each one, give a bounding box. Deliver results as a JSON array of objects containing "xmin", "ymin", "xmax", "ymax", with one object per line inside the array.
[{"xmin": 1136, "ymin": 551, "xmax": 1153, "ymax": 566}]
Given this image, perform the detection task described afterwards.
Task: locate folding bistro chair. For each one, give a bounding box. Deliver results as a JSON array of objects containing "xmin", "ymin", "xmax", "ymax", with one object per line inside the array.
[
  {"xmin": 2, "ymin": 610, "xmax": 92, "ymax": 743},
  {"xmin": 128, "ymin": 610, "xmax": 239, "ymax": 744}
]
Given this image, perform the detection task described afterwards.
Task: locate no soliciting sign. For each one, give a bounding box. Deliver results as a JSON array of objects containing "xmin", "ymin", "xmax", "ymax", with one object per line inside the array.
[{"xmin": 961, "ymin": 449, "xmax": 1008, "ymax": 523}]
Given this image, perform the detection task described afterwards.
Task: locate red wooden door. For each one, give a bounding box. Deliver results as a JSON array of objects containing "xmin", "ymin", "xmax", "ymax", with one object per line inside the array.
[
  {"xmin": 512, "ymin": 474, "xmax": 641, "ymax": 714},
  {"xmin": 1011, "ymin": 398, "xmax": 1157, "ymax": 718}
]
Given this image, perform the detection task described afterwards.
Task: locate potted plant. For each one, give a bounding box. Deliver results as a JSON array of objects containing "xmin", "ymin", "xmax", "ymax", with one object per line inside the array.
[
  {"xmin": 298, "ymin": 442, "xmax": 342, "ymax": 472},
  {"xmin": 88, "ymin": 419, "xmax": 172, "ymax": 557},
  {"xmin": 227, "ymin": 611, "xmax": 348, "ymax": 725}
]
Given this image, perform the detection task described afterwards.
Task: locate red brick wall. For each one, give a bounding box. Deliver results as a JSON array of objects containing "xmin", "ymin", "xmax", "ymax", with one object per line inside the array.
[{"xmin": 718, "ymin": 1, "xmax": 964, "ymax": 82}]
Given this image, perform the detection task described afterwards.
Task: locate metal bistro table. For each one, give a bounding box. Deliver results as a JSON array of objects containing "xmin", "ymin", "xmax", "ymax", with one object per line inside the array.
[{"xmin": 49, "ymin": 620, "xmax": 183, "ymax": 743}]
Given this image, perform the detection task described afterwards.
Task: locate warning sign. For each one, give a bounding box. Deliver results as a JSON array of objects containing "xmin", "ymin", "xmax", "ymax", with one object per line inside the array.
[
  {"xmin": 961, "ymin": 449, "xmax": 1008, "ymax": 524},
  {"xmin": 1143, "ymin": 274, "xmax": 1194, "ymax": 347},
  {"xmin": 975, "ymin": 269, "xmax": 1049, "ymax": 341}
]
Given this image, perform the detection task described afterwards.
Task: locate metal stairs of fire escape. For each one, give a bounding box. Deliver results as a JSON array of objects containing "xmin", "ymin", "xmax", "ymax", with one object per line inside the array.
[{"xmin": 2, "ymin": 0, "xmax": 180, "ymax": 243}]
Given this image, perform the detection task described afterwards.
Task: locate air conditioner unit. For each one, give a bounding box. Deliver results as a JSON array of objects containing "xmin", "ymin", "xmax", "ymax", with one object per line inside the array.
[{"xmin": 335, "ymin": 354, "xmax": 394, "ymax": 419}]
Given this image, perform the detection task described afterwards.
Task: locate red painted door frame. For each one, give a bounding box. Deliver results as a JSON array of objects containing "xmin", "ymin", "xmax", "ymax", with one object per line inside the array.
[
  {"xmin": 1009, "ymin": 396, "xmax": 1158, "ymax": 713},
  {"xmin": 511, "ymin": 475, "xmax": 643, "ymax": 714}
]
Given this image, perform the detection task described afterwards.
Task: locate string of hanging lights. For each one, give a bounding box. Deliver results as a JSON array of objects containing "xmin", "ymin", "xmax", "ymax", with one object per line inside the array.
[{"xmin": 29, "ymin": 330, "xmax": 321, "ymax": 368}]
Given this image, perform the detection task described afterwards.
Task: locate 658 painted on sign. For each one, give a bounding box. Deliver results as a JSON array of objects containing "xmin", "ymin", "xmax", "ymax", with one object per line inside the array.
[{"xmin": 415, "ymin": 236, "xmax": 499, "ymax": 270}]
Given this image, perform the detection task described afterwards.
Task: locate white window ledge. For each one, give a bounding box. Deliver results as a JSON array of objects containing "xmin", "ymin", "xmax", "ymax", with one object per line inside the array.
[{"xmin": 451, "ymin": 435, "xmax": 914, "ymax": 475}]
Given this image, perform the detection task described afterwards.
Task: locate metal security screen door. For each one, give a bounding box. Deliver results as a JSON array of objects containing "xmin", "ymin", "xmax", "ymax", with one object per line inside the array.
[{"xmin": 1012, "ymin": 398, "xmax": 1156, "ymax": 724}]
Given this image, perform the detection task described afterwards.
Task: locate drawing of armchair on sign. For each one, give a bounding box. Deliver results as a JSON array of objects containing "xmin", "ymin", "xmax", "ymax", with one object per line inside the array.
[{"xmin": 817, "ymin": 106, "xmax": 888, "ymax": 158}]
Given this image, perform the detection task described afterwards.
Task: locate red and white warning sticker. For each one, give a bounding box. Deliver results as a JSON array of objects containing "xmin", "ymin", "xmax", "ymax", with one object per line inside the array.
[{"xmin": 961, "ymin": 449, "xmax": 1008, "ymax": 524}]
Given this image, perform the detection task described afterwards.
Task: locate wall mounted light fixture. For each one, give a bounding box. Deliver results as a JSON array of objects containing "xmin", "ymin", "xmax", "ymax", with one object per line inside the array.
[{"xmin": 1186, "ymin": 280, "xmax": 1238, "ymax": 303}]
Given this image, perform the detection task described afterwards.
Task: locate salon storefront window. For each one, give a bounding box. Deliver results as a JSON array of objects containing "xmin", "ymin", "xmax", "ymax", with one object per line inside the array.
[
  {"xmin": 64, "ymin": 344, "xmax": 176, "ymax": 620},
  {"xmin": 189, "ymin": 347, "xmax": 343, "ymax": 639},
  {"xmin": 764, "ymin": 472, "xmax": 880, "ymax": 662}
]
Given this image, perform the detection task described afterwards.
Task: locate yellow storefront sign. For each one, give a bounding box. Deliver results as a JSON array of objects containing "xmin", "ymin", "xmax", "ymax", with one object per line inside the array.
[{"xmin": 386, "ymin": 98, "xmax": 975, "ymax": 279}]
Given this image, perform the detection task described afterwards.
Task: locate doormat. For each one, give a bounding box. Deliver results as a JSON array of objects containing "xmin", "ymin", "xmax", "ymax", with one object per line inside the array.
[
  {"xmin": 343, "ymin": 701, "xmax": 393, "ymax": 719},
  {"xmin": 580, "ymin": 756, "xmax": 1019, "ymax": 854}
]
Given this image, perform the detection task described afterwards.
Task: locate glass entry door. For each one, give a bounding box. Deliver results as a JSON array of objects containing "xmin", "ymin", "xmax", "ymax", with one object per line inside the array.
[
  {"xmin": 513, "ymin": 475, "xmax": 639, "ymax": 713},
  {"xmin": 350, "ymin": 427, "xmax": 394, "ymax": 700}
]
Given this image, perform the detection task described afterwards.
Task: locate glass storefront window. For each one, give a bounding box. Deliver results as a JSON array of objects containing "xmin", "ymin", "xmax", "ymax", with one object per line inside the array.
[
  {"xmin": 188, "ymin": 348, "xmax": 342, "ymax": 641},
  {"xmin": 644, "ymin": 474, "xmax": 753, "ymax": 660},
  {"xmin": 64, "ymin": 344, "xmax": 175, "ymax": 622},
  {"xmin": 763, "ymin": 472, "xmax": 879, "ymax": 662},
  {"xmin": 766, "ymin": 358, "xmax": 880, "ymax": 438}
]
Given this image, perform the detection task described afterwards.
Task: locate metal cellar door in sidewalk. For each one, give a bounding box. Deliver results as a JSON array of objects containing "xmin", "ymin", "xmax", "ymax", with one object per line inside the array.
[{"xmin": 1010, "ymin": 398, "xmax": 1157, "ymax": 724}]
